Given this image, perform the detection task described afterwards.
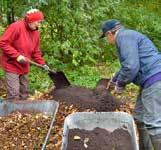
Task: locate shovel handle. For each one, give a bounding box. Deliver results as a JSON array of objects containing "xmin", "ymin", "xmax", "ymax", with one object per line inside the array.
[
  {"xmin": 27, "ymin": 58, "xmax": 56, "ymax": 73},
  {"xmin": 28, "ymin": 59, "xmax": 44, "ymax": 68}
]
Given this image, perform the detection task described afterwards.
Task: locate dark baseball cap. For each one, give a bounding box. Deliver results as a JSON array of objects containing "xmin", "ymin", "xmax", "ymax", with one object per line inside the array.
[{"xmin": 99, "ymin": 19, "xmax": 121, "ymax": 38}]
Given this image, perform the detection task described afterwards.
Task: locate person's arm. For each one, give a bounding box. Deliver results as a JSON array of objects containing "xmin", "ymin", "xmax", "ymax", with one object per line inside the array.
[
  {"xmin": 116, "ymin": 35, "xmax": 140, "ymax": 86},
  {"xmin": 0, "ymin": 24, "xmax": 20, "ymax": 58}
]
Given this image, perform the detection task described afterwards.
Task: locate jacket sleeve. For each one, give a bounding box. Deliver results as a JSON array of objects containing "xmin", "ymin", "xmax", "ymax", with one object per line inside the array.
[
  {"xmin": 0, "ymin": 24, "xmax": 20, "ymax": 59},
  {"xmin": 116, "ymin": 35, "xmax": 140, "ymax": 85},
  {"xmin": 32, "ymin": 34, "xmax": 45, "ymax": 65}
]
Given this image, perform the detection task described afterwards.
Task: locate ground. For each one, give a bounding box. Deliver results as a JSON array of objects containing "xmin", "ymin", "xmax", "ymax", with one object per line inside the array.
[{"xmin": 0, "ymin": 77, "xmax": 137, "ymax": 150}]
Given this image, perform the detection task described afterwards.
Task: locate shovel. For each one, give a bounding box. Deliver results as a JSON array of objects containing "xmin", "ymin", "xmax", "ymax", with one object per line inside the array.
[{"xmin": 28, "ymin": 59, "xmax": 70, "ymax": 89}]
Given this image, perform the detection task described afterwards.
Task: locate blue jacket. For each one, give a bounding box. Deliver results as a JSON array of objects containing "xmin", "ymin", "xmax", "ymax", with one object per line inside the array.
[{"xmin": 115, "ymin": 28, "xmax": 161, "ymax": 86}]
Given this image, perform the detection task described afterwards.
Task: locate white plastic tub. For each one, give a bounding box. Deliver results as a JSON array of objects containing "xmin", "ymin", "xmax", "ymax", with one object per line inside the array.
[
  {"xmin": 61, "ymin": 112, "xmax": 139, "ymax": 150},
  {"xmin": 0, "ymin": 99, "xmax": 59, "ymax": 150}
]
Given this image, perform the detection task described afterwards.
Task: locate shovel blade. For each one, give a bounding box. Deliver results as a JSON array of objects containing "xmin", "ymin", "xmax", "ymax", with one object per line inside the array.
[{"xmin": 48, "ymin": 70, "xmax": 70, "ymax": 89}]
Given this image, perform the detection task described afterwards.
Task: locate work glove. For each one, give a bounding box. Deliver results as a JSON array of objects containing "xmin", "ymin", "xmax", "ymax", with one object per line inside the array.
[
  {"xmin": 16, "ymin": 55, "xmax": 27, "ymax": 64},
  {"xmin": 42, "ymin": 64, "xmax": 50, "ymax": 71},
  {"xmin": 106, "ymin": 77, "xmax": 117, "ymax": 90},
  {"xmin": 114, "ymin": 81, "xmax": 125, "ymax": 94}
]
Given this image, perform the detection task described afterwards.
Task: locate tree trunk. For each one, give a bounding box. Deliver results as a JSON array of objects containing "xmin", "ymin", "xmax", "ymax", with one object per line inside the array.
[{"xmin": 6, "ymin": 0, "xmax": 14, "ymax": 24}]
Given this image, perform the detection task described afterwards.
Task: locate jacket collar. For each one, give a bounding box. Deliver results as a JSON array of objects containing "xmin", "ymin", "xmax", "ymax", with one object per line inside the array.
[{"xmin": 23, "ymin": 19, "xmax": 38, "ymax": 31}]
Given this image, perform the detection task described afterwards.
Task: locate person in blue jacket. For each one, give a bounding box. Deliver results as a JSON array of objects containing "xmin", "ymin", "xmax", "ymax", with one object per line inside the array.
[{"xmin": 100, "ymin": 19, "xmax": 161, "ymax": 150}]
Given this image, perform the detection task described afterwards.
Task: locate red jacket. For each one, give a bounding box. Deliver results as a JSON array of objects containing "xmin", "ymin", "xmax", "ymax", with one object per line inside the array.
[{"xmin": 0, "ymin": 20, "xmax": 45, "ymax": 74}]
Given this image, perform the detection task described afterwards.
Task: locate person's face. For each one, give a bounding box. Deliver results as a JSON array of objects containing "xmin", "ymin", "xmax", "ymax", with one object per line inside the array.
[
  {"xmin": 28, "ymin": 21, "xmax": 41, "ymax": 30},
  {"xmin": 105, "ymin": 31, "xmax": 116, "ymax": 44}
]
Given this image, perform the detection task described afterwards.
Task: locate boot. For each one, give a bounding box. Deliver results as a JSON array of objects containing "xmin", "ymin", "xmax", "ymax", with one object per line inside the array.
[
  {"xmin": 136, "ymin": 121, "xmax": 153, "ymax": 150},
  {"xmin": 151, "ymin": 134, "xmax": 161, "ymax": 150}
]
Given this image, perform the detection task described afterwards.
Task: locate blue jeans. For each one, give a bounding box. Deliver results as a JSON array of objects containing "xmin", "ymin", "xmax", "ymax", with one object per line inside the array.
[{"xmin": 134, "ymin": 81, "xmax": 161, "ymax": 136}]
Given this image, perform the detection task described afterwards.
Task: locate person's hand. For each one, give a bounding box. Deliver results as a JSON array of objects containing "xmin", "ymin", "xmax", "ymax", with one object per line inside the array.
[
  {"xmin": 16, "ymin": 55, "xmax": 27, "ymax": 64},
  {"xmin": 106, "ymin": 78, "xmax": 116, "ymax": 90},
  {"xmin": 114, "ymin": 82, "xmax": 125, "ymax": 94},
  {"xmin": 43, "ymin": 64, "xmax": 50, "ymax": 71},
  {"xmin": 106, "ymin": 73, "xmax": 118, "ymax": 90}
]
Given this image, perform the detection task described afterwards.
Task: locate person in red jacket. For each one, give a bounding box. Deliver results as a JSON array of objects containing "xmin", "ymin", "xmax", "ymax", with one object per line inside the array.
[{"xmin": 0, "ymin": 8, "xmax": 49, "ymax": 100}]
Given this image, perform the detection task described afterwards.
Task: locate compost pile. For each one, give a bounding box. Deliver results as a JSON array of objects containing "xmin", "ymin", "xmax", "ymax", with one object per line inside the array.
[
  {"xmin": 0, "ymin": 111, "xmax": 52, "ymax": 149},
  {"xmin": 67, "ymin": 127, "xmax": 134, "ymax": 150},
  {"xmin": 51, "ymin": 79, "xmax": 126, "ymax": 112}
]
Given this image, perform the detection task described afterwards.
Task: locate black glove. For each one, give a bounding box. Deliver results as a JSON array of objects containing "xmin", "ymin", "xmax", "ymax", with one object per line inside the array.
[
  {"xmin": 114, "ymin": 82, "xmax": 125, "ymax": 94},
  {"xmin": 16, "ymin": 55, "xmax": 27, "ymax": 64}
]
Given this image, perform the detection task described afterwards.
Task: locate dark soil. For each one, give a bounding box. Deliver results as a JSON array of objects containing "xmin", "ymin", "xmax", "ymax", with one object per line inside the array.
[
  {"xmin": 51, "ymin": 79, "xmax": 124, "ymax": 111},
  {"xmin": 67, "ymin": 127, "xmax": 134, "ymax": 150}
]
